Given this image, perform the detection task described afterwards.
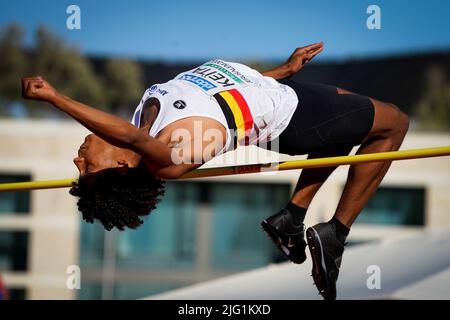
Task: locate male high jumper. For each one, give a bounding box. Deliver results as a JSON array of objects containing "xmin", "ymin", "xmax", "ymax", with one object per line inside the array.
[{"xmin": 21, "ymin": 42, "xmax": 409, "ymax": 300}]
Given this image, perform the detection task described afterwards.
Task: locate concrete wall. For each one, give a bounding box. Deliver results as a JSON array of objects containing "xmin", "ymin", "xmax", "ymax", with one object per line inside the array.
[{"xmin": 0, "ymin": 119, "xmax": 89, "ymax": 299}]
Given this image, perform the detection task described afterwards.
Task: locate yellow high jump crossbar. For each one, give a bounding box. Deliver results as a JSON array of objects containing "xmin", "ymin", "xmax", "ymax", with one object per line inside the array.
[{"xmin": 0, "ymin": 146, "xmax": 449, "ymax": 193}]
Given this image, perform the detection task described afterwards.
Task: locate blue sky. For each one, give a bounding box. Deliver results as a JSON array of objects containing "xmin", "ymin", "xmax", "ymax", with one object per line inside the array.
[{"xmin": 1, "ymin": 0, "xmax": 450, "ymax": 62}]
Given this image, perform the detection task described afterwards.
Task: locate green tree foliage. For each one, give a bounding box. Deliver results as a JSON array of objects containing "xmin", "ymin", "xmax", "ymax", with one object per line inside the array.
[
  {"xmin": 0, "ymin": 23, "xmax": 28, "ymax": 104},
  {"xmin": 103, "ymin": 59, "xmax": 143, "ymax": 114},
  {"xmin": 30, "ymin": 26, "xmax": 105, "ymax": 109},
  {"xmin": 416, "ymin": 66, "xmax": 450, "ymax": 131},
  {"xmin": 0, "ymin": 24, "xmax": 145, "ymax": 118}
]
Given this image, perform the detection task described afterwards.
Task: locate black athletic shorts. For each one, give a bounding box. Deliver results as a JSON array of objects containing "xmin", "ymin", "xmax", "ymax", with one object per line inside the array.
[{"xmin": 269, "ymin": 78, "xmax": 375, "ymax": 155}]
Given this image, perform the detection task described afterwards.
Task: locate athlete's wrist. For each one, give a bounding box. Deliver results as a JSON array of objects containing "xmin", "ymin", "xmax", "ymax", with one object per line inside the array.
[
  {"xmin": 285, "ymin": 62, "xmax": 300, "ymax": 76},
  {"xmin": 48, "ymin": 91, "xmax": 65, "ymax": 105}
]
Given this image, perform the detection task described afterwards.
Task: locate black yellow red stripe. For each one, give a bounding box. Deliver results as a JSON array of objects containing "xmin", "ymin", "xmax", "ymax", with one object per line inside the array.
[
  {"xmin": 214, "ymin": 93, "xmax": 238, "ymax": 148},
  {"xmin": 214, "ymin": 89, "xmax": 253, "ymax": 146}
]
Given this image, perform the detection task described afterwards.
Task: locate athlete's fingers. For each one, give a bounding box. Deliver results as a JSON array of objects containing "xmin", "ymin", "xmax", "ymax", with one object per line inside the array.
[
  {"xmin": 288, "ymin": 42, "xmax": 323, "ymax": 69},
  {"xmin": 293, "ymin": 43, "xmax": 319, "ymax": 55},
  {"xmin": 309, "ymin": 46, "xmax": 324, "ymax": 58},
  {"xmin": 302, "ymin": 42, "xmax": 323, "ymax": 52},
  {"xmin": 33, "ymin": 80, "xmax": 44, "ymax": 89},
  {"xmin": 305, "ymin": 46, "xmax": 324, "ymax": 60},
  {"xmin": 22, "ymin": 77, "xmax": 43, "ymax": 94},
  {"xmin": 303, "ymin": 46, "xmax": 323, "ymax": 64},
  {"xmin": 292, "ymin": 43, "xmax": 323, "ymax": 59}
]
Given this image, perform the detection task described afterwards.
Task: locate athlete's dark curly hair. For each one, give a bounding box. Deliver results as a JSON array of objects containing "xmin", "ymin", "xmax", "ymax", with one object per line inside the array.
[{"xmin": 69, "ymin": 162, "xmax": 165, "ymax": 231}]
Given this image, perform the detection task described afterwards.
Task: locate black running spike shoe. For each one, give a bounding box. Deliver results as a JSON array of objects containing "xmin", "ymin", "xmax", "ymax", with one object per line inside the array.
[
  {"xmin": 261, "ymin": 209, "xmax": 307, "ymax": 264},
  {"xmin": 306, "ymin": 222, "xmax": 345, "ymax": 300}
]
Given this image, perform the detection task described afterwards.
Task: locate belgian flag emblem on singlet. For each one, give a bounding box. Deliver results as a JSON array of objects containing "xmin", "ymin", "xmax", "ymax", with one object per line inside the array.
[{"xmin": 214, "ymin": 89, "xmax": 254, "ymax": 147}]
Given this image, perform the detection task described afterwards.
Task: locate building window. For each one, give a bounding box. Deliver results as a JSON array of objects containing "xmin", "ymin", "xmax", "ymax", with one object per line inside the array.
[
  {"xmin": 79, "ymin": 181, "xmax": 198, "ymax": 270},
  {"xmin": 0, "ymin": 231, "xmax": 28, "ymax": 271},
  {"xmin": 115, "ymin": 181, "xmax": 198, "ymax": 269},
  {"xmin": 112, "ymin": 282, "xmax": 181, "ymax": 300},
  {"xmin": 77, "ymin": 281, "xmax": 102, "ymax": 300},
  {"xmin": 209, "ymin": 182, "xmax": 291, "ymax": 269},
  {"xmin": 0, "ymin": 174, "xmax": 31, "ymax": 214},
  {"xmin": 8, "ymin": 288, "xmax": 26, "ymax": 300},
  {"xmin": 355, "ymin": 187, "xmax": 425, "ymax": 226},
  {"xmin": 78, "ymin": 181, "xmax": 291, "ymax": 299},
  {"xmin": 79, "ymin": 222, "xmax": 105, "ymax": 268}
]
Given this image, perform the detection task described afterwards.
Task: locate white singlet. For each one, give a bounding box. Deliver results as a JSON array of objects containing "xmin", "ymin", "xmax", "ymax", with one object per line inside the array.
[{"xmin": 131, "ymin": 59, "xmax": 298, "ymax": 155}]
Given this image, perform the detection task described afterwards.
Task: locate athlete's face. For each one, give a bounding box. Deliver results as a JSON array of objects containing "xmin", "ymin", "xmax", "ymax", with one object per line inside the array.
[{"xmin": 73, "ymin": 134, "xmax": 135, "ymax": 174}]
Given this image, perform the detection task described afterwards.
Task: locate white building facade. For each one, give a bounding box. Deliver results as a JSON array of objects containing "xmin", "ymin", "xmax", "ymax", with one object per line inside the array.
[{"xmin": 0, "ymin": 119, "xmax": 449, "ymax": 299}]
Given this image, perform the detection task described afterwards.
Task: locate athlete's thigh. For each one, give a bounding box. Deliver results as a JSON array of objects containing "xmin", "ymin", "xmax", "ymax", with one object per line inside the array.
[{"xmin": 337, "ymin": 87, "xmax": 402, "ymax": 140}]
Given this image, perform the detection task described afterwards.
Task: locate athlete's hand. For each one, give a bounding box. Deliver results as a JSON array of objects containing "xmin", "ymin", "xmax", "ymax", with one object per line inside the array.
[
  {"xmin": 285, "ymin": 42, "xmax": 324, "ymax": 74},
  {"xmin": 21, "ymin": 76, "xmax": 58, "ymax": 102}
]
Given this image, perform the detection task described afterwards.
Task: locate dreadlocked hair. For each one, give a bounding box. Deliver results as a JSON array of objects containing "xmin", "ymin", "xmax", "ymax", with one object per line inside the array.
[{"xmin": 69, "ymin": 162, "xmax": 165, "ymax": 231}]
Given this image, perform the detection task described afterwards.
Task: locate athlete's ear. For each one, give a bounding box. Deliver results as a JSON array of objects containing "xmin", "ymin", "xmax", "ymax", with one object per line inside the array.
[
  {"xmin": 116, "ymin": 160, "xmax": 130, "ymax": 175},
  {"xmin": 73, "ymin": 157, "xmax": 86, "ymax": 175}
]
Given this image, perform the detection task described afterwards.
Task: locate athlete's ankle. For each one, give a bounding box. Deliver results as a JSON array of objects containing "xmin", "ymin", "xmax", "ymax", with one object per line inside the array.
[
  {"xmin": 290, "ymin": 197, "xmax": 311, "ymax": 209},
  {"xmin": 285, "ymin": 201, "xmax": 307, "ymax": 226},
  {"xmin": 329, "ymin": 216, "xmax": 349, "ymax": 245}
]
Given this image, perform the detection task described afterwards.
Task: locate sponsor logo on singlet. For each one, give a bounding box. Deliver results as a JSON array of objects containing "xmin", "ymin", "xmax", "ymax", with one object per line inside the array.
[
  {"xmin": 178, "ymin": 74, "xmax": 217, "ymax": 91},
  {"xmin": 173, "ymin": 100, "xmax": 187, "ymax": 109},
  {"xmin": 208, "ymin": 59, "xmax": 252, "ymax": 83},
  {"xmin": 177, "ymin": 60, "xmax": 251, "ymax": 93},
  {"xmin": 148, "ymin": 84, "xmax": 169, "ymax": 96}
]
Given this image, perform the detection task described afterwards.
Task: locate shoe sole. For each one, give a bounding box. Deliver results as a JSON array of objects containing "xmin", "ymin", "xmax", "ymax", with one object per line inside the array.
[
  {"xmin": 261, "ymin": 220, "xmax": 306, "ymax": 264},
  {"xmin": 306, "ymin": 227, "xmax": 333, "ymax": 300}
]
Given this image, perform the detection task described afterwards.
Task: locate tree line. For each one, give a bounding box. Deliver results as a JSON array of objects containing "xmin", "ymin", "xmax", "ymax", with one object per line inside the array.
[
  {"xmin": 0, "ymin": 23, "xmax": 143, "ymax": 118},
  {"xmin": 0, "ymin": 23, "xmax": 448, "ymax": 131}
]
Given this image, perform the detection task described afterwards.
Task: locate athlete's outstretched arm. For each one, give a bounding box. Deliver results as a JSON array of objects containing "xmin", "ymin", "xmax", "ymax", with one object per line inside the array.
[
  {"xmin": 262, "ymin": 42, "xmax": 324, "ymax": 79},
  {"xmin": 21, "ymin": 76, "xmax": 173, "ymax": 169}
]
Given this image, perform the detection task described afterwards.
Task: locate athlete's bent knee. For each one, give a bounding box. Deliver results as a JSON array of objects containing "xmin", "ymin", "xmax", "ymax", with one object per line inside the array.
[
  {"xmin": 389, "ymin": 103, "xmax": 409, "ymax": 136},
  {"xmin": 399, "ymin": 111, "xmax": 410, "ymax": 136}
]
